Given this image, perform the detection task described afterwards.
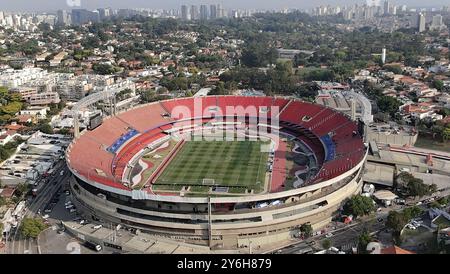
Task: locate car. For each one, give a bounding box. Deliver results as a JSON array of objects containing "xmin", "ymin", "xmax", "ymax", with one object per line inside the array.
[
  {"xmin": 44, "ymin": 208, "xmax": 52, "ymax": 213},
  {"xmin": 79, "ymin": 220, "xmax": 87, "ymax": 225},
  {"xmin": 69, "ymin": 208, "xmax": 77, "ymax": 213},
  {"xmin": 65, "ymin": 190, "xmax": 70, "ymax": 196},
  {"xmin": 65, "ymin": 205, "xmax": 74, "ymax": 209},
  {"xmin": 84, "ymin": 241, "xmax": 102, "ymax": 252},
  {"xmin": 64, "ymin": 201, "xmax": 73, "ymax": 206},
  {"xmin": 92, "ymin": 225, "xmax": 102, "ymax": 230},
  {"xmin": 416, "ymin": 201, "xmax": 423, "ymax": 206},
  {"xmin": 42, "ymin": 214, "xmax": 50, "ymax": 219},
  {"xmin": 325, "ymin": 233, "xmax": 333, "ymax": 238}
]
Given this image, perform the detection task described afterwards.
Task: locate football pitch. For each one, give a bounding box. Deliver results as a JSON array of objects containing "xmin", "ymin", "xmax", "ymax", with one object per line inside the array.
[{"xmin": 154, "ymin": 140, "xmax": 269, "ymax": 193}]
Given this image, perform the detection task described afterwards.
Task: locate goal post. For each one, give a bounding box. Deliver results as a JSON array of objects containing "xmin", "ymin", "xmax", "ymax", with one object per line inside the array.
[{"xmin": 202, "ymin": 178, "xmax": 216, "ymax": 186}]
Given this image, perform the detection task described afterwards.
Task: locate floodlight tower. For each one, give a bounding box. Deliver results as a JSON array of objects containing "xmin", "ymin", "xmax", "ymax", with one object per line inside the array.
[{"xmin": 381, "ymin": 48, "xmax": 386, "ymax": 64}]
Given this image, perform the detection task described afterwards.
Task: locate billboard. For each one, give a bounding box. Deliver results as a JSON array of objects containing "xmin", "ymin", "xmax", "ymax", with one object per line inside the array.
[{"xmin": 88, "ymin": 113, "xmax": 103, "ymax": 130}]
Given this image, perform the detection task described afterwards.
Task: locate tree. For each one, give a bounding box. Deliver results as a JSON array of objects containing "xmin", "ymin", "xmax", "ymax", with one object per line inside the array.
[
  {"xmin": 322, "ymin": 239, "xmax": 332, "ymax": 249},
  {"xmin": 300, "ymin": 223, "xmax": 313, "ymax": 239},
  {"xmin": 37, "ymin": 123, "xmax": 54, "ymax": 134},
  {"xmin": 432, "ymin": 80, "xmax": 444, "ymax": 91},
  {"xmin": 0, "ymin": 196, "xmax": 6, "ymax": 206},
  {"xmin": 20, "ymin": 217, "xmax": 47, "ymax": 239},
  {"xmin": 402, "ymin": 206, "xmax": 423, "ymax": 220},
  {"xmin": 210, "ymin": 81, "xmax": 228, "ymax": 95},
  {"xmin": 383, "ymin": 64, "xmax": 403, "ymax": 74},
  {"xmin": 406, "ymin": 178, "xmax": 429, "ymax": 198},
  {"xmin": 343, "ymin": 195, "xmax": 375, "ymax": 218},
  {"xmin": 92, "ymin": 63, "xmax": 118, "ymax": 75},
  {"xmin": 15, "ymin": 183, "xmax": 28, "ymax": 197},
  {"xmin": 377, "ymin": 96, "xmax": 402, "ymax": 117},
  {"xmin": 58, "ymin": 128, "xmax": 71, "ymax": 135},
  {"xmin": 357, "ymin": 228, "xmax": 372, "ymax": 254},
  {"xmin": 386, "ymin": 211, "xmax": 407, "ymax": 234}
]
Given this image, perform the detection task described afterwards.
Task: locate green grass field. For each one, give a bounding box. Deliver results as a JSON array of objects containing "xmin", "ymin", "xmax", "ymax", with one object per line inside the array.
[{"xmin": 154, "ymin": 140, "xmax": 269, "ymax": 193}]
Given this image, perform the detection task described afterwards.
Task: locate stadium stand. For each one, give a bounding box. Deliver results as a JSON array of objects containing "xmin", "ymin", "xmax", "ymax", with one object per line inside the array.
[
  {"xmin": 89, "ymin": 117, "xmax": 130, "ymax": 146},
  {"xmin": 107, "ymin": 129, "xmax": 139, "ymax": 153},
  {"xmin": 279, "ymin": 101, "xmax": 323, "ymax": 125},
  {"xmin": 68, "ymin": 138, "xmax": 114, "ymax": 179},
  {"xmin": 117, "ymin": 103, "xmax": 172, "ymax": 132},
  {"xmin": 320, "ymin": 135, "xmax": 336, "ymax": 162},
  {"xmin": 68, "ymin": 96, "xmax": 366, "ymax": 191}
]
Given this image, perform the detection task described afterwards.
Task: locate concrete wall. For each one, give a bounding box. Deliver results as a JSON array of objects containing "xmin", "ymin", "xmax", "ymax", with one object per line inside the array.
[
  {"xmin": 70, "ymin": 165, "xmax": 364, "ymax": 249},
  {"xmin": 366, "ymin": 131, "xmax": 418, "ymax": 146}
]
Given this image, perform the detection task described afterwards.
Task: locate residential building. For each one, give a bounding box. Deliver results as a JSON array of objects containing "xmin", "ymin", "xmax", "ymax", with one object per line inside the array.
[
  {"xmin": 181, "ymin": 5, "xmax": 189, "ymax": 20},
  {"xmin": 200, "ymin": 5, "xmax": 208, "ymax": 20},
  {"xmin": 28, "ymin": 92, "xmax": 61, "ymax": 106},
  {"xmin": 190, "ymin": 5, "xmax": 199, "ymax": 20},
  {"xmin": 418, "ymin": 13, "xmax": 426, "ymax": 32}
]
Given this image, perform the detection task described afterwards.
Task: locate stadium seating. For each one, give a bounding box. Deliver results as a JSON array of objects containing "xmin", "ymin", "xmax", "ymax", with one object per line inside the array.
[
  {"xmin": 303, "ymin": 108, "xmax": 335, "ymax": 129},
  {"xmin": 320, "ymin": 135, "xmax": 336, "ymax": 162},
  {"xmin": 89, "ymin": 117, "xmax": 130, "ymax": 146},
  {"xmin": 117, "ymin": 103, "xmax": 171, "ymax": 132},
  {"xmin": 312, "ymin": 114, "xmax": 348, "ymax": 136},
  {"xmin": 279, "ymin": 101, "xmax": 323, "ymax": 125},
  {"xmin": 68, "ymin": 96, "xmax": 366, "ymax": 190},
  {"xmin": 68, "ymin": 137, "xmax": 114, "ymax": 179},
  {"xmin": 107, "ymin": 129, "xmax": 139, "ymax": 153},
  {"xmin": 112, "ymin": 128, "xmax": 167, "ymax": 179}
]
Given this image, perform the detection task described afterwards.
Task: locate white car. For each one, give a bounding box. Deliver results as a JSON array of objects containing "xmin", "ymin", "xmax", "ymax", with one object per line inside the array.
[
  {"xmin": 325, "ymin": 233, "xmax": 333, "ymax": 238},
  {"xmin": 69, "ymin": 208, "xmax": 77, "ymax": 213},
  {"xmin": 65, "ymin": 204, "xmax": 74, "ymax": 209},
  {"xmin": 64, "ymin": 201, "xmax": 73, "ymax": 206},
  {"xmin": 93, "ymin": 225, "xmax": 102, "ymax": 230},
  {"xmin": 42, "ymin": 214, "xmax": 50, "ymax": 219}
]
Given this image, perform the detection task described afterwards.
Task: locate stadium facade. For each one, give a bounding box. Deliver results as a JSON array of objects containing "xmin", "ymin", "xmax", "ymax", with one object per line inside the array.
[{"xmin": 66, "ymin": 96, "xmax": 368, "ymax": 249}]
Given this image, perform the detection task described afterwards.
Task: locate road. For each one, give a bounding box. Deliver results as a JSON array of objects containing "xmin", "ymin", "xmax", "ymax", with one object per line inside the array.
[
  {"xmin": 272, "ymin": 215, "xmax": 386, "ymax": 254},
  {"xmin": 7, "ymin": 160, "xmax": 70, "ymax": 254},
  {"xmin": 269, "ymin": 188, "xmax": 450, "ymax": 254}
]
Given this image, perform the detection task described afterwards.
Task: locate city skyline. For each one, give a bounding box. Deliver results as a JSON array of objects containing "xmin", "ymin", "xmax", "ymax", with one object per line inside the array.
[{"xmin": 0, "ymin": 0, "xmax": 448, "ymax": 12}]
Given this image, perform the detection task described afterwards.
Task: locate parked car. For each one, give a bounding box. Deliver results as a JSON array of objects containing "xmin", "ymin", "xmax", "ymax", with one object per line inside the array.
[
  {"xmin": 84, "ymin": 241, "xmax": 102, "ymax": 252},
  {"xmin": 325, "ymin": 233, "xmax": 333, "ymax": 238},
  {"xmin": 69, "ymin": 208, "xmax": 77, "ymax": 213}
]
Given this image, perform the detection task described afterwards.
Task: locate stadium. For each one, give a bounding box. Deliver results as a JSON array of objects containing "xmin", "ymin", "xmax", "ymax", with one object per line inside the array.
[{"xmin": 66, "ymin": 95, "xmax": 368, "ymax": 250}]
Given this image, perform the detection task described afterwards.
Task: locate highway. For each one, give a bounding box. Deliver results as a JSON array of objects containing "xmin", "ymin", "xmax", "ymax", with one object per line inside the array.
[{"xmin": 7, "ymin": 160, "xmax": 70, "ymax": 254}]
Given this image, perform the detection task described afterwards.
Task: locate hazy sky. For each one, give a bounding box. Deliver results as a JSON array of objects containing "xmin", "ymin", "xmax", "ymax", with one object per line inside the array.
[{"xmin": 0, "ymin": 0, "xmax": 448, "ymax": 12}]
